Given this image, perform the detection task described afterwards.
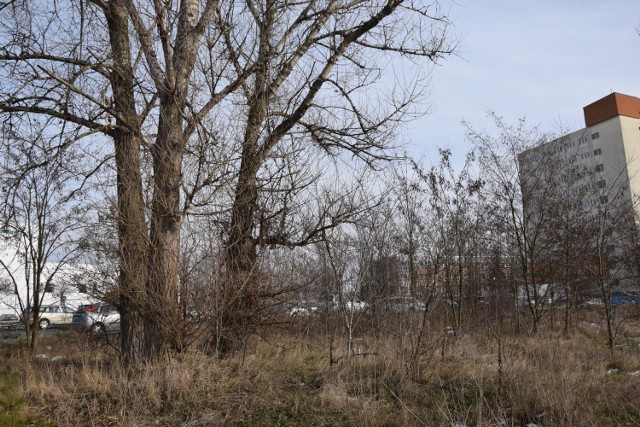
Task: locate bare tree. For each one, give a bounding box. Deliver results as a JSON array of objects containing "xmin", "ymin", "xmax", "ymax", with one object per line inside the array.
[
  {"xmin": 390, "ymin": 162, "xmax": 428, "ymax": 299},
  {"xmin": 535, "ymin": 132, "xmax": 596, "ymax": 334},
  {"xmin": 357, "ymin": 199, "xmax": 402, "ymax": 304},
  {"xmin": 0, "ymin": 120, "xmax": 89, "ymax": 351},
  {"xmin": 0, "ymin": 0, "xmax": 247, "ymax": 362},
  {"xmin": 581, "ymin": 167, "xmax": 640, "ymax": 349},
  {"xmin": 216, "ymin": 1, "xmax": 456, "ymax": 351},
  {"xmin": 322, "ymin": 225, "xmax": 372, "ymax": 359},
  {"xmin": 414, "ymin": 149, "xmax": 482, "ymax": 334},
  {"xmin": 466, "ymin": 114, "xmax": 558, "ymax": 333},
  {"xmin": 1, "ymin": 0, "xmax": 456, "ymax": 362}
]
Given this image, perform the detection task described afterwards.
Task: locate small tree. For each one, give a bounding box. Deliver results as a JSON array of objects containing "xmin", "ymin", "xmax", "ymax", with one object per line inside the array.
[
  {"xmin": 415, "ymin": 149, "xmax": 482, "ymax": 334},
  {"xmin": 466, "ymin": 114, "xmax": 557, "ymax": 333},
  {"xmin": 390, "ymin": 162, "xmax": 428, "ymax": 299},
  {"xmin": 0, "ymin": 121, "xmax": 89, "ymax": 351},
  {"xmin": 582, "ymin": 167, "xmax": 640, "ymax": 349}
]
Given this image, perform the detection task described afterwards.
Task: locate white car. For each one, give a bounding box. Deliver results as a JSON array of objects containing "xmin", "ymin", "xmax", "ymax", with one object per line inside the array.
[
  {"xmin": 288, "ymin": 301, "xmax": 318, "ymax": 316},
  {"xmin": 345, "ymin": 299, "xmax": 368, "ymax": 311},
  {"xmin": 27, "ymin": 305, "xmax": 75, "ymax": 329}
]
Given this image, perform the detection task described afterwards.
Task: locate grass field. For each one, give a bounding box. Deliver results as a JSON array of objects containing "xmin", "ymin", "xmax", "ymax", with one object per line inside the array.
[{"xmin": 2, "ymin": 306, "xmax": 640, "ymax": 426}]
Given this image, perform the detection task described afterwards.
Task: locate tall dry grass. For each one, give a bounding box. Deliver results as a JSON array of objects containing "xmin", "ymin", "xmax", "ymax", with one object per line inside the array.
[{"xmin": 3, "ymin": 308, "xmax": 640, "ymax": 426}]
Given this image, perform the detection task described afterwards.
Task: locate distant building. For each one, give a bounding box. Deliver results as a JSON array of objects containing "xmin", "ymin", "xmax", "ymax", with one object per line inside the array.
[
  {"xmin": 519, "ymin": 92, "xmax": 640, "ymax": 220},
  {"xmin": 0, "ymin": 235, "xmax": 96, "ymax": 316},
  {"xmin": 518, "ymin": 92, "xmax": 640, "ymax": 287}
]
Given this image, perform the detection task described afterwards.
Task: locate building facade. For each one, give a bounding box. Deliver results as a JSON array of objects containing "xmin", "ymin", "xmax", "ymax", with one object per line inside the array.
[
  {"xmin": 520, "ymin": 93, "xmax": 640, "ymax": 221},
  {"xmin": 0, "ymin": 236, "xmax": 95, "ymax": 316},
  {"xmin": 518, "ymin": 92, "xmax": 640, "ymax": 288}
]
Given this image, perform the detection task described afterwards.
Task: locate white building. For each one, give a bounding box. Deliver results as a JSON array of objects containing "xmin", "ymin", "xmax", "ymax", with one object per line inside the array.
[
  {"xmin": 518, "ymin": 93, "xmax": 640, "ymax": 287},
  {"xmin": 0, "ymin": 236, "xmax": 95, "ymax": 316},
  {"xmin": 519, "ymin": 92, "xmax": 640, "ymax": 223}
]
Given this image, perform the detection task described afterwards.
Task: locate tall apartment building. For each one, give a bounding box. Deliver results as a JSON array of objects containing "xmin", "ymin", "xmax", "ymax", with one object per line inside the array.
[
  {"xmin": 518, "ymin": 93, "xmax": 640, "ymax": 286},
  {"xmin": 520, "ymin": 92, "xmax": 640, "ymax": 220},
  {"xmin": 581, "ymin": 93, "xmax": 640, "ymax": 213}
]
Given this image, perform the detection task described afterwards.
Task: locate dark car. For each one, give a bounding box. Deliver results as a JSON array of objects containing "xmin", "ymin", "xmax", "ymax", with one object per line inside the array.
[
  {"xmin": 72, "ymin": 303, "xmax": 120, "ymax": 334},
  {"xmin": 0, "ymin": 313, "xmax": 22, "ymax": 329},
  {"xmin": 610, "ymin": 291, "xmax": 640, "ymax": 305}
]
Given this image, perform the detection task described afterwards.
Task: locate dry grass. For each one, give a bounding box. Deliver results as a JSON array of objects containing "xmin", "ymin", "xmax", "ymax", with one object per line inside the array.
[{"xmin": 3, "ymin": 309, "xmax": 640, "ymax": 426}]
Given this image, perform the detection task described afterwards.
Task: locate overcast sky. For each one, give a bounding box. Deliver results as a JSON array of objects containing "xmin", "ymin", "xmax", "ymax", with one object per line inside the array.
[{"xmin": 404, "ymin": 0, "xmax": 640, "ymax": 165}]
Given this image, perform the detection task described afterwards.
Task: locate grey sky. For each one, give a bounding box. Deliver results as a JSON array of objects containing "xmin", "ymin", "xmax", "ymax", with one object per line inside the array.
[{"xmin": 406, "ymin": 0, "xmax": 640, "ymax": 165}]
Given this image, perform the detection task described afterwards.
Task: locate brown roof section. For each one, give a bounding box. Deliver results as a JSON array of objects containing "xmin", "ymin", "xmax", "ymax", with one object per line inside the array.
[{"xmin": 583, "ymin": 92, "xmax": 640, "ymax": 127}]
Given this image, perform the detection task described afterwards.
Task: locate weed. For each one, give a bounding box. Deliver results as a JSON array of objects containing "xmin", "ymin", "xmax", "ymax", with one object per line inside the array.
[
  {"xmin": 3, "ymin": 311, "xmax": 640, "ymax": 425},
  {"xmin": 0, "ymin": 368, "xmax": 54, "ymax": 427}
]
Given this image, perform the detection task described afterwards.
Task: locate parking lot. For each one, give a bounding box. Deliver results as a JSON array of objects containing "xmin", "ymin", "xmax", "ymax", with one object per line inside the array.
[{"xmin": 0, "ymin": 325, "xmax": 69, "ymax": 341}]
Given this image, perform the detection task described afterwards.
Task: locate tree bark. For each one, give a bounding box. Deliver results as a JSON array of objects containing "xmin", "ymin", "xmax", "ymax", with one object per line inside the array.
[
  {"xmin": 105, "ymin": 0, "xmax": 148, "ymax": 365},
  {"xmin": 219, "ymin": 4, "xmax": 275, "ymax": 353},
  {"xmin": 144, "ymin": 103, "xmax": 184, "ymax": 359},
  {"xmin": 221, "ymin": 84, "xmax": 266, "ymax": 354}
]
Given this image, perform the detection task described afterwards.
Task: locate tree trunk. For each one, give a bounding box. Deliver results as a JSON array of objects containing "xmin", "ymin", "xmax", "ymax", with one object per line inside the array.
[
  {"xmin": 106, "ymin": 0, "xmax": 147, "ymax": 365},
  {"xmin": 221, "ymin": 144, "xmax": 261, "ymax": 354},
  {"xmin": 219, "ymin": 12, "xmax": 273, "ymax": 353},
  {"xmin": 114, "ymin": 127, "xmax": 147, "ymax": 365},
  {"xmin": 144, "ymin": 104, "xmax": 184, "ymax": 360}
]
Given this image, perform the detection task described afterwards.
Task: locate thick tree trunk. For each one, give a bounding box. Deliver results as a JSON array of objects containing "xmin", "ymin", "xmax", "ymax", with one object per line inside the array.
[
  {"xmin": 114, "ymin": 128, "xmax": 147, "ymax": 365},
  {"xmin": 137, "ymin": 0, "xmax": 212, "ymax": 361},
  {"xmin": 106, "ymin": 0, "xmax": 147, "ymax": 365},
  {"xmin": 220, "ymin": 143, "xmax": 261, "ymax": 354},
  {"xmin": 219, "ymin": 15, "xmax": 273, "ymax": 353},
  {"xmin": 227, "ymin": 149, "xmax": 260, "ymax": 275},
  {"xmin": 144, "ymin": 104, "xmax": 184, "ymax": 360}
]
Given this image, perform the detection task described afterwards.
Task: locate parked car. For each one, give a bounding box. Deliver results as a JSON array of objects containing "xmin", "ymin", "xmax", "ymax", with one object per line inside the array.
[
  {"xmin": 72, "ymin": 303, "xmax": 120, "ymax": 334},
  {"xmin": 610, "ymin": 291, "xmax": 640, "ymax": 305},
  {"xmin": 0, "ymin": 313, "xmax": 22, "ymax": 329},
  {"xmin": 315, "ymin": 294, "xmax": 367, "ymax": 312},
  {"xmin": 345, "ymin": 298, "xmax": 368, "ymax": 311},
  {"xmin": 25, "ymin": 305, "xmax": 75, "ymax": 329},
  {"xmin": 288, "ymin": 301, "xmax": 318, "ymax": 316}
]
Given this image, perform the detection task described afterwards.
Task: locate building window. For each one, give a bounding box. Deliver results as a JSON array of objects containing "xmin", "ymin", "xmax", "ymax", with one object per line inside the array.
[
  {"xmin": 593, "ymin": 148, "xmax": 602, "ymax": 156},
  {"xmin": 595, "ymin": 164, "xmax": 604, "ymax": 172},
  {"xmin": 578, "ymin": 166, "xmax": 593, "ymax": 177},
  {"xmin": 76, "ymin": 284, "xmax": 88, "ymax": 294},
  {"xmin": 596, "ymin": 180, "xmax": 606, "ymax": 189},
  {"xmin": 591, "ymin": 132, "xmax": 600, "ymax": 140},
  {"xmin": 44, "ymin": 283, "xmax": 55, "ymax": 293},
  {"xmin": 579, "ymin": 136, "xmax": 589, "ymax": 145}
]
